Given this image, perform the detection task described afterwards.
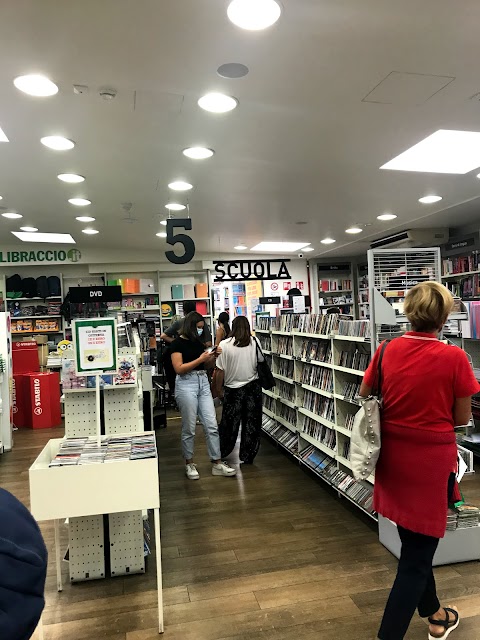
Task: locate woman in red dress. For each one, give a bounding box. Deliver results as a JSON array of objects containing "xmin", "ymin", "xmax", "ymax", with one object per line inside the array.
[{"xmin": 360, "ymin": 282, "xmax": 480, "ymax": 640}]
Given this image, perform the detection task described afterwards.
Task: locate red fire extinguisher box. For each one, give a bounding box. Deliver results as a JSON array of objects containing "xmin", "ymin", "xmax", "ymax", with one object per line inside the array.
[
  {"xmin": 12, "ymin": 341, "xmax": 40, "ymax": 374},
  {"xmin": 23, "ymin": 372, "xmax": 62, "ymax": 429}
]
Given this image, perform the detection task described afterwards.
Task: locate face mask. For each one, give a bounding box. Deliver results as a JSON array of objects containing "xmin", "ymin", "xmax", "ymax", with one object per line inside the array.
[{"xmin": 197, "ymin": 328, "xmax": 204, "ymax": 336}]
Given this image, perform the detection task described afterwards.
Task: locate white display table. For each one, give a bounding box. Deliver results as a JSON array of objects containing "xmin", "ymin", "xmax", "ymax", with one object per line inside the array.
[{"xmin": 29, "ymin": 434, "xmax": 164, "ymax": 633}]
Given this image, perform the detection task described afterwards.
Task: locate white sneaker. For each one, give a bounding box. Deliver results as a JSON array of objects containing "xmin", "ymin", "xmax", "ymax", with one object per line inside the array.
[
  {"xmin": 212, "ymin": 461, "xmax": 237, "ymax": 477},
  {"xmin": 185, "ymin": 463, "xmax": 200, "ymax": 480}
]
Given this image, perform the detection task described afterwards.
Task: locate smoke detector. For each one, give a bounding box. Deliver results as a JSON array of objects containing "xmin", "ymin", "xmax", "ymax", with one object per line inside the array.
[{"xmin": 99, "ymin": 88, "xmax": 117, "ymax": 101}]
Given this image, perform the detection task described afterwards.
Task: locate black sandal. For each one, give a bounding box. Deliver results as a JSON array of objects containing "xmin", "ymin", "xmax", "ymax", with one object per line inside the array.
[{"xmin": 428, "ymin": 607, "xmax": 459, "ymax": 640}]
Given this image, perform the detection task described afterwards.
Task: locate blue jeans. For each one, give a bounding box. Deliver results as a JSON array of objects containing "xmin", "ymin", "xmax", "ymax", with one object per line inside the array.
[{"xmin": 175, "ymin": 371, "xmax": 221, "ymax": 461}]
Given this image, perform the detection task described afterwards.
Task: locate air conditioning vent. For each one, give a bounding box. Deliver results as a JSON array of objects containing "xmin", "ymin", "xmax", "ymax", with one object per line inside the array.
[{"xmin": 370, "ymin": 228, "xmax": 449, "ymax": 250}]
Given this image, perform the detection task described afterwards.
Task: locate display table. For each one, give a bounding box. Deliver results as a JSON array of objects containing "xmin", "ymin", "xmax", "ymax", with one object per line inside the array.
[{"xmin": 29, "ymin": 434, "xmax": 164, "ymax": 633}]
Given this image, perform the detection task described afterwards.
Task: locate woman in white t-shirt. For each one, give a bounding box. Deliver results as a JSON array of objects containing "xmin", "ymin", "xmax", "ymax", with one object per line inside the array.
[{"xmin": 215, "ymin": 316, "xmax": 263, "ymax": 463}]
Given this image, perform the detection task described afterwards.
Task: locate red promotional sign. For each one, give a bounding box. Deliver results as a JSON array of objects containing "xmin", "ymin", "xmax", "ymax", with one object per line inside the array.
[
  {"xmin": 283, "ymin": 281, "xmax": 292, "ymax": 291},
  {"xmin": 23, "ymin": 372, "xmax": 61, "ymax": 429},
  {"xmin": 296, "ymin": 281, "xmax": 304, "ymax": 290}
]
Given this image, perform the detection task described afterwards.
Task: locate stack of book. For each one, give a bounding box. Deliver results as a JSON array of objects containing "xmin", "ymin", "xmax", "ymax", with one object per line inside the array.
[
  {"xmin": 456, "ymin": 504, "xmax": 480, "ymax": 529},
  {"xmin": 49, "ymin": 434, "xmax": 157, "ymax": 467}
]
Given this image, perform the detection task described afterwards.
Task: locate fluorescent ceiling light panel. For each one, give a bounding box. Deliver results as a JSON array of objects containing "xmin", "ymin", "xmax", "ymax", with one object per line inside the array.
[
  {"xmin": 198, "ymin": 93, "xmax": 238, "ymax": 113},
  {"xmin": 11, "ymin": 232, "xmax": 75, "ymax": 243},
  {"xmin": 14, "ymin": 74, "xmax": 58, "ymax": 97},
  {"xmin": 227, "ymin": 0, "xmax": 282, "ymax": 30},
  {"xmin": 183, "ymin": 147, "xmax": 214, "ymax": 160},
  {"xmin": 381, "ymin": 129, "xmax": 480, "ymax": 174},
  {"xmin": 250, "ymin": 242, "xmax": 310, "ymax": 252},
  {"xmin": 0, "ymin": 127, "xmax": 9, "ymax": 142}
]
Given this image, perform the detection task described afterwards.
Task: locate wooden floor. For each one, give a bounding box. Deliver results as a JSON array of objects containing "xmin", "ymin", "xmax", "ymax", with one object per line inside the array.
[{"xmin": 3, "ymin": 422, "xmax": 480, "ymax": 640}]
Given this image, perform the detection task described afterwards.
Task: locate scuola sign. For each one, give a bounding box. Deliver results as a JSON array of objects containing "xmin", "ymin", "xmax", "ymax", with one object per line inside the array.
[
  {"xmin": 213, "ymin": 260, "xmax": 291, "ymax": 282},
  {"xmin": 0, "ymin": 249, "xmax": 82, "ymax": 264}
]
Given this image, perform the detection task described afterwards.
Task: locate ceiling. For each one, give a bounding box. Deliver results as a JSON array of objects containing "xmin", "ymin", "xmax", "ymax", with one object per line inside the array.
[{"xmin": 2, "ymin": 0, "xmax": 480, "ymax": 259}]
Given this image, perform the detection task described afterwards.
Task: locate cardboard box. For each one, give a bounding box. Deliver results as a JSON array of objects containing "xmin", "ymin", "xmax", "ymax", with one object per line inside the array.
[{"xmin": 12, "ymin": 341, "xmax": 39, "ymax": 374}]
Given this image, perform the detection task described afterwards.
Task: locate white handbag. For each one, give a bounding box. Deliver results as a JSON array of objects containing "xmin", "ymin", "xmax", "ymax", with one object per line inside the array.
[{"xmin": 351, "ymin": 341, "xmax": 388, "ymax": 481}]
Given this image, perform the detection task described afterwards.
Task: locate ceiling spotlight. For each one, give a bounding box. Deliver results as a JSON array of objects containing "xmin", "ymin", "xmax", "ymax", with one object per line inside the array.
[
  {"xmin": 168, "ymin": 181, "xmax": 193, "ymax": 191},
  {"xmin": 82, "ymin": 228, "xmax": 99, "ymax": 235},
  {"xmin": 14, "ymin": 74, "xmax": 58, "ymax": 97},
  {"xmin": 165, "ymin": 203, "xmax": 186, "ymax": 211},
  {"xmin": 227, "ymin": 0, "xmax": 282, "ymax": 30},
  {"xmin": 69, "ymin": 198, "xmax": 91, "ymax": 206},
  {"xmin": 303, "ymin": 247, "xmax": 315, "ymax": 252},
  {"xmin": 419, "ymin": 195, "xmax": 442, "ymax": 204},
  {"xmin": 0, "ymin": 196, "xmax": 2, "ymax": 200},
  {"xmin": 76, "ymin": 216, "xmax": 95, "ymax": 222},
  {"xmin": 183, "ymin": 147, "xmax": 214, "ymax": 160},
  {"xmin": 321, "ymin": 238, "xmax": 336, "ymax": 245},
  {"xmin": 377, "ymin": 213, "xmax": 398, "ymax": 221},
  {"xmin": 156, "ymin": 232, "xmax": 167, "ymax": 238},
  {"xmin": 345, "ymin": 227, "xmax": 363, "ymax": 234},
  {"xmin": 198, "ymin": 93, "xmax": 238, "ymax": 113},
  {"xmin": 58, "ymin": 173, "xmax": 85, "ymax": 183},
  {"xmin": 20, "ymin": 226, "xmax": 38, "ymax": 232},
  {"xmin": 160, "ymin": 219, "xmax": 168, "ymax": 226},
  {"xmin": 41, "ymin": 136, "xmax": 75, "ymax": 151},
  {"xmin": 234, "ymin": 244, "xmax": 248, "ymax": 250},
  {"xmin": 2, "ymin": 212, "xmax": 22, "ymax": 219}
]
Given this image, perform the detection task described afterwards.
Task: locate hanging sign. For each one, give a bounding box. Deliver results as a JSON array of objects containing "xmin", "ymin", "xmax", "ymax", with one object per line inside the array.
[
  {"xmin": 317, "ymin": 263, "xmax": 350, "ymax": 272},
  {"xmin": 213, "ymin": 260, "xmax": 291, "ymax": 282},
  {"xmin": 444, "ymin": 235, "xmax": 477, "ymax": 255},
  {"xmin": 73, "ymin": 318, "xmax": 118, "ymax": 375},
  {"xmin": 69, "ymin": 286, "xmax": 122, "ymax": 303},
  {"xmin": 165, "ymin": 218, "xmax": 196, "ymax": 265},
  {"xmin": 259, "ymin": 296, "xmax": 281, "ymax": 305}
]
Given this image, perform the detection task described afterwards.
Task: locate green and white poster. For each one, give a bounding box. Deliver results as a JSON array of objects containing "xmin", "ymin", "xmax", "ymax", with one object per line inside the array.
[{"xmin": 73, "ymin": 318, "xmax": 118, "ymax": 375}]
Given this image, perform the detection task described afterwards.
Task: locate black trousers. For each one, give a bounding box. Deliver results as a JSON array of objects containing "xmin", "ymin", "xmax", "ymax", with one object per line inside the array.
[
  {"xmin": 219, "ymin": 379, "xmax": 262, "ymax": 462},
  {"xmin": 378, "ymin": 526, "xmax": 440, "ymax": 640}
]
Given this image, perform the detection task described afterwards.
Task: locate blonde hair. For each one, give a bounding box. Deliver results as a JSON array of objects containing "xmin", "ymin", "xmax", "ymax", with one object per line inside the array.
[{"xmin": 404, "ymin": 281, "xmax": 454, "ymax": 332}]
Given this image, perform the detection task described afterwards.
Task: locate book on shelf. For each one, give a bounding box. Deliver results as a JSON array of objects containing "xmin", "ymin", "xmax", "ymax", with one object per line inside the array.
[
  {"xmin": 443, "ymin": 252, "xmax": 480, "ymax": 276},
  {"xmin": 171, "ymin": 284, "xmax": 184, "ymax": 299}
]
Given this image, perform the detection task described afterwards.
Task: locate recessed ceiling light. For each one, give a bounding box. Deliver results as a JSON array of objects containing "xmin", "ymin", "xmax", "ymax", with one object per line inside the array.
[
  {"xmin": 20, "ymin": 226, "xmax": 38, "ymax": 232},
  {"xmin": 183, "ymin": 147, "xmax": 215, "ymax": 160},
  {"xmin": 381, "ymin": 129, "xmax": 480, "ymax": 174},
  {"xmin": 2, "ymin": 212, "xmax": 22, "ymax": 219},
  {"xmin": 198, "ymin": 93, "xmax": 238, "ymax": 113},
  {"xmin": 168, "ymin": 181, "xmax": 193, "ymax": 191},
  {"xmin": 419, "ymin": 195, "xmax": 442, "ymax": 204},
  {"xmin": 234, "ymin": 244, "xmax": 248, "ymax": 250},
  {"xmin": 303, "ymin": 247, "xmax": 315, "ymax": 252},
  {"xmin": 217, "ymin": 63, "xmax": 249, "ymax": 79},
  {"xmin": 0, "ymin": 127, "xmax": 9, "ymax": 142},
  {"xmin": 0, "ymin": 196, "xmax": 3, "ymax": 200},
  {"xmin": 160, "ymin": 219, "xmax": 168, "ymax": 226},
  {"xmin": 14, "ymin": 74, "xmax": 59, "ymax": 97},
  {"xmin": 41, "ymin": 136, "xmax": 75, "ymax": 151},
  {"xmin": 58, "ymin": 173, "xmax": 85, "ymax": 183},
  {"xmin": 11, "ymin": 232, "xmax": 75, "ymax": 243},
  {"xmin": 165, "ymin": 203, "xmax": 186, "ymax": 211},
  {"xmin": 82, "ymin": 228, "xmax": 99, "ymax": 235},
  {"xmin": 76, "ymin": 216, "xmax": 96, "ymax": 222},
  {"xmin": 321, "ymin": 238, "xmax": 336, "ymax": 245},
  {"xmin": 69, "ymin": 198, "xmax": 91, "ymax": 206},
  {"xmin": 250, "ymin": 241, "xmax": 311, "ymax": 252},
  {"xmin": 156, "ymin": 232, "xmax": 167, "ymax": 238},
  {"xmin": 345, "ymin": 227, "xmax": 363, "ymax": 234},
  {"xmin": 377, "ymin": 213, "xmax": 398, "ymax": 221},
  {"xmin": 227, "ymin": 0, "xmax": 282, "ymax": 30}
]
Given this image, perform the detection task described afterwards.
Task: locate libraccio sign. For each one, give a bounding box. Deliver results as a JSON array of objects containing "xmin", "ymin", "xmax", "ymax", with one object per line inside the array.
[
  {"xmin": 0, "ymin": 249, "xmax": 82, "ymax": 264},
  {"xmin": 213, "ymin": 260, "xmax": 291, "ymax": 282}
]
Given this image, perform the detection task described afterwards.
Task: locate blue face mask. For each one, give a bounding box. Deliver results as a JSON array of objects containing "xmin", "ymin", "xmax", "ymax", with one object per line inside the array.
[{"xmin": 197, "ymin": 328, "xmax": 204, "ymax": 336}]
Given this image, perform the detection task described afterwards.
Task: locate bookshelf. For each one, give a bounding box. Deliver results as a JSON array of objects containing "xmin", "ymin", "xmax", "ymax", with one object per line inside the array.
[
  {"xmin": 316, "ymin": 262, "xmax": 356, "ymax": 317},
  {"xmin": 258, "ymin": 312, "xmax": 376, "ymax": 519}
]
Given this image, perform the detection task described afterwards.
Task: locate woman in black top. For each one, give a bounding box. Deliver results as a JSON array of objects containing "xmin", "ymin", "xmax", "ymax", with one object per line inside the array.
[{"xmin": 170, "ymin": 312, "xmax": 237, "ymax": 481}]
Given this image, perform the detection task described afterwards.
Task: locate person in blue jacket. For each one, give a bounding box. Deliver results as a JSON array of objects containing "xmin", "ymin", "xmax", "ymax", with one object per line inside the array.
[{"xmin": 0, "ymin": 488, "xmax": 47, "ymax": 640}]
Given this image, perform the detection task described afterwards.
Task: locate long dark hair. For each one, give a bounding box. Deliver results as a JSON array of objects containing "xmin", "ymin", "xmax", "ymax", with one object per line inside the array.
[
  {"xmin": 230, "ymin": 316, "xmax": 252, "ymax": 348},
  {"xmin": 218, "ymin": 311, "xmax": 230, "ymax": 337},
  {"xmin": 181, "ymin": 311, "xmax": 205, "ymax": 342}
]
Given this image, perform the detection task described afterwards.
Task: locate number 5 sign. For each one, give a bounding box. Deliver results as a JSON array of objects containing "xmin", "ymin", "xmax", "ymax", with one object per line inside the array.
[{"xmin": 166, "ymin": 218, "xmax": 196, "ymax": 265}]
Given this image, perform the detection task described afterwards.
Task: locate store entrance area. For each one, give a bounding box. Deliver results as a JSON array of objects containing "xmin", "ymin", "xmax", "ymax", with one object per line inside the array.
[{"xmin": 5, "ymin": 424, "xmax": 480, "ymax": 640}]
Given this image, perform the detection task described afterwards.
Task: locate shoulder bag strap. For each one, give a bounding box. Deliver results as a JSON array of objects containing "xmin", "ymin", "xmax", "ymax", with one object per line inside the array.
[
  {"xmin": 374, "ymin": 340, "xmax": 389, "ymax": 397},
  {"xmin": 254, "ymin": 337, "xmax": 263, "ymax": 363}
]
